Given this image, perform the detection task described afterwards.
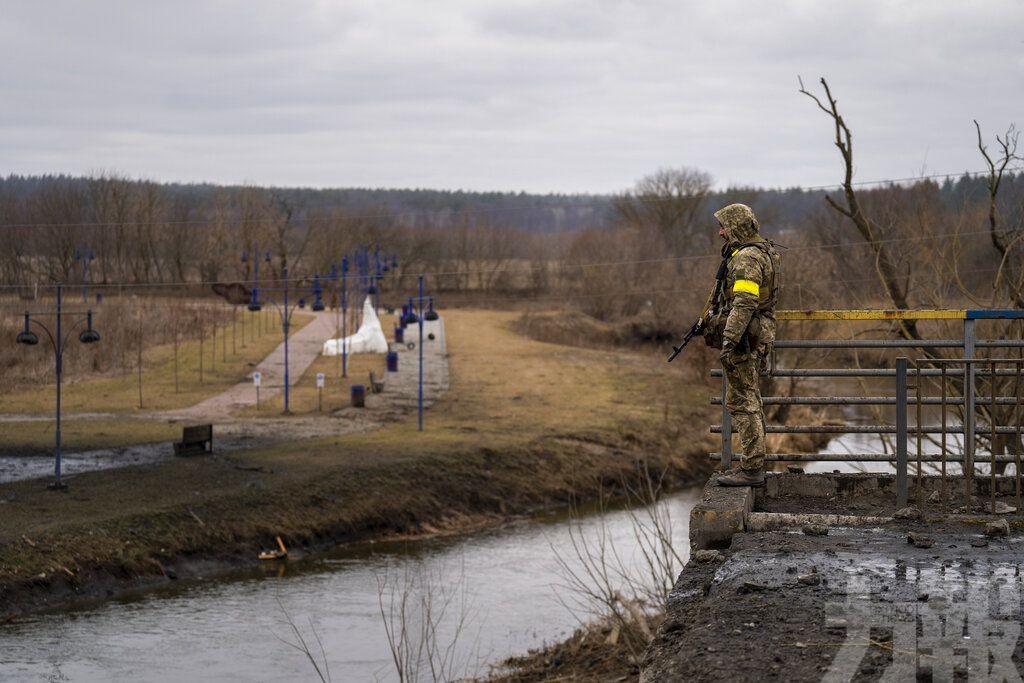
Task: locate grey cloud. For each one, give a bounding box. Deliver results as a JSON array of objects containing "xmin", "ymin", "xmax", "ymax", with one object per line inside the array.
[{"xmin": 1, "ymin": 0, "xmax": 1022, "ymax": 193}]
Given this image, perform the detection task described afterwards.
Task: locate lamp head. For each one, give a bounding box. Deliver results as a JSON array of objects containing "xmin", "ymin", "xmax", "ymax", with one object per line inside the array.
[
  {"xmin": 16, "ymin": 313, "xmax": 38, "ymax": 345},
  {"xmin": 78, "ymin": 310, "xmax": 100, "ymax": 344}
]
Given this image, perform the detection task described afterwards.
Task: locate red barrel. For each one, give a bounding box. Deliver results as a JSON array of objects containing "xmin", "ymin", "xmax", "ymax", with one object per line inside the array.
[
  {"xmin": 386, "ymin": 352, "xmax": 398, "ymax": 372},
  {"xmin": 351, "ymin": 384, "xmax": 366, "ymax": 407}
]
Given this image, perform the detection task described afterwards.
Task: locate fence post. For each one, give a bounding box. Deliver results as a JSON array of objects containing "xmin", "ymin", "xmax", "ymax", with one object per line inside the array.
[
  {"xmin": 895, "ymin": 357, "xmax": 908, "ymax": 507},
  {"xmin": 721, "ymin": 374, "xmax": 732, "ymax": 469},
  {"xmin": 963, "ymin": 318, "xmax": 976, "ymax": 501}
]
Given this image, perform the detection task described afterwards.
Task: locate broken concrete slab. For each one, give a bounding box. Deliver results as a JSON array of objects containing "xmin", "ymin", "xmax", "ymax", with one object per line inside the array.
[{"xmin": 689, "ymin": 479, "xmax": 753, "ymax": 550}]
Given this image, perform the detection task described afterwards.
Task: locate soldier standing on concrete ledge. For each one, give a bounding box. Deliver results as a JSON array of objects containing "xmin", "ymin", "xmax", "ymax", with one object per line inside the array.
[{"xmin": 705, "ymin": 204, "xmax": 781, "ymax": 487}]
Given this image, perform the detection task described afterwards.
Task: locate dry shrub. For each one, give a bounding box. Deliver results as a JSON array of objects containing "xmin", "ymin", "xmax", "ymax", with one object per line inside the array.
[{"xmin": 511, "ymin": 310, "xmax": 620, "ymax": 349}]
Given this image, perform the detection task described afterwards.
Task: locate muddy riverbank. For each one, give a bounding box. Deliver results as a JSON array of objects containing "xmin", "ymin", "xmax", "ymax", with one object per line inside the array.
[{"xmin": 0, "ymin": 430, "xmax": 712, "ymax": 620}]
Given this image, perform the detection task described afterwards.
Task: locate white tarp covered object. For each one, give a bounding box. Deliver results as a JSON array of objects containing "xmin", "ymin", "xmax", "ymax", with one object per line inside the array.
[{"xmin": 322, "ymin": 296, "xmax": 389, "ymax": 355}]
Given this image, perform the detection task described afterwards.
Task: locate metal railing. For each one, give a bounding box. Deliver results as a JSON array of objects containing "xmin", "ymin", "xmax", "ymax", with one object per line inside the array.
[{"xmin": 711, "ymin": 309, "xmax": 1024, "ymax": 506}]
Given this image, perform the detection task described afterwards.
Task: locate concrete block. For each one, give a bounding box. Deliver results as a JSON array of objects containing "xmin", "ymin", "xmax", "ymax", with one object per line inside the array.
[{"xmin": 689, "ymin": 479, "xmax": 753, "ymax": 551}]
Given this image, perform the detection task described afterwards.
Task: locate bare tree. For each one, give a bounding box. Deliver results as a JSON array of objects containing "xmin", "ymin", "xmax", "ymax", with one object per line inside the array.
[
  {"xmin": 375, "ymin": 558, "xmax": 477, "ymax": 682},
  {"xmin": 613, "ymin": 167, "xmax": 713, "ymax": 256},
  {"xmin": 974, "ymin": 120, "xmax": 1023, "ymax": 307},
  {"xmin": 552, "ymin": 464, "xmax": 685, "ymax": 662},
  {"xmin": 798, "ymin": 76, "xmax": 923, "ymax": 342}
]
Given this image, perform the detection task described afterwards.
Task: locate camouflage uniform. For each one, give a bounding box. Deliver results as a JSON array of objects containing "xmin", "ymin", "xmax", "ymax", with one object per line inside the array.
[{"xmin": 714, "ymin": 204, "xmax": 780, "ymax": 473}]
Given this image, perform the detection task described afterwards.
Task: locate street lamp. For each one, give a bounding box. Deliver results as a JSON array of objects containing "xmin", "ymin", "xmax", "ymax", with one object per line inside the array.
[
  {"xmin": 247, "ymin": 266, "xmax": 323, "ymax": 414},
  {"xmin": 329, "ymin": 256, "xmax": 350, "ymax": 377},
  {"xmin": 74, "ymin": 246, "xmax": 95, "ymax": 303},
  {"xmin": 16, "ymin": 285, "xmax": 100, "ymax": 490},
  {"xmin": 406, "ymin": 275, "xmax": 437, "ymax": 432},
  {"xmin": 241, "ymin": 248, "xmax": 271, "ymax": 312}
]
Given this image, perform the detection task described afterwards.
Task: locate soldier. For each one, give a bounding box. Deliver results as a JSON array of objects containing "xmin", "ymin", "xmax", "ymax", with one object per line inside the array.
[{"xmin": 707, "ymin": 204, "xmax": 781, "ymax": 487}]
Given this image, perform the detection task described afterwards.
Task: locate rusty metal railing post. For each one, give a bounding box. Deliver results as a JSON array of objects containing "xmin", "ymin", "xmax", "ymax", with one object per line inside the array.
[
  {"xmin": 896, "ymin": 357, "xmax": 908, "ymax": 507},
  {"xmin": 915, "ymin": 367, "xmax": 923, "ymax": 508},
  {"xmin": 940, "ymin": 365, "xmax": 948, "ymax": 511},
  {"xmin": 991, "ymin": 359, "xmax": 998, "ymax": 514},
  {"xmin": 964, "ymin": 319, "xmax": 976, "ymax": 504},
  {"xmin": 1015, "ymin": 360, "xmax": 1022, "ymax": 513},
  {"xmin": 721, "ymin": 374, "xmax": 732, "ymax": 469}
]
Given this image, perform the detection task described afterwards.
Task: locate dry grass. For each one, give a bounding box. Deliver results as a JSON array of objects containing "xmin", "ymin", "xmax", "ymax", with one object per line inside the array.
[
  {"xmin": 232, "ymin": 352, "xmax": 388, "ymax": 416},
  {"xmin": 0, "ymin": 307, "xmax": 712, "ymax": 606},
  {"xmin": 0, "ymin": 304, "xmax": 312, "ymax": 415}
]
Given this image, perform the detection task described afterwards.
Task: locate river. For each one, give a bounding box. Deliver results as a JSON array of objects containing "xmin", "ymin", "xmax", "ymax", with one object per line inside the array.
[{"xmin": 0, "ymin": 488, "xmax": 701, "ymax": 682}]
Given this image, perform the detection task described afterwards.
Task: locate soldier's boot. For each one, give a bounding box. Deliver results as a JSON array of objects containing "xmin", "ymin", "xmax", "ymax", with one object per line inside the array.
[{"xmin": 716, "ymin": 468, "xmax": 766, "ymax": 487}]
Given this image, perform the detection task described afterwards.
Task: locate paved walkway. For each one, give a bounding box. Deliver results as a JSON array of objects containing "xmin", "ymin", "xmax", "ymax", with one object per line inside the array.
[{"xmin": 160, "ymin": 310, "xmax": 337, "ymax": 421}]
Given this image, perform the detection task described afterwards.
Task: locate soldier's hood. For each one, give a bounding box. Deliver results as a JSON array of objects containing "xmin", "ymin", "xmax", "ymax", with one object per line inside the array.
[{"xmin": 714, "ymin": 203, "xmax": 760, "ymax": 245}]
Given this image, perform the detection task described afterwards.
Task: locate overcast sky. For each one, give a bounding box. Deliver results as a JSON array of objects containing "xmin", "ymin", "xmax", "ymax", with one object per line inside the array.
[{"xmin": 2, "ymin": 0, "xmax": 1022, "ymax": 194}]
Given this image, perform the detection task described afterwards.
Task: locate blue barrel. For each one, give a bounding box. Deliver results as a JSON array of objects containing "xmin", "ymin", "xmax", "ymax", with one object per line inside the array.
[
  {"xmin": 386, "ymin": 352, "xmax": 399, "ymax": 372},
  {"xmin": 351, "ymin": 384, "xmax": 366, "ymax": 407},
  {"xmin": 394, "ymin": 326, "xmax": 404, "ymax": 344}
]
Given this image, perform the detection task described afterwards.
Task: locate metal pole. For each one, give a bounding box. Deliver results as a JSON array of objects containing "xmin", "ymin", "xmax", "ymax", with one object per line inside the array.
[
  {"xmin": 721, "ymin": 374, "xmax": 732, "ymax": 469},
  {"xmin": 335, "ymin": 271, "xmax": 341, "ymax": 379},
  {"xmin": 283, "ymin": 267, "xmax": 290, "ymax": 414},
  {"xmin": 174, "ymin": 330, "xmax": 179, "ymax": 393},
  {"xmin": 964, "ymin": 319, "xmax": 976, "ymax": 503},
  {"xmin": 54, "ymin": 285, "xmax": 63, "ymax": 489},
  {"xmin": 1015, "ymin": 360, "xmax": 1022, "ymax": 513},
  {"xmin": 895, "ymin": 357, "xmax": 908, "ymax": 507},
  {"xmin": 198, "ymin": 310, "xmax": 204, "ymax": 383},
  {"xmin": 940, "ymin": 365, "xmax": 947, "ymax": 510},
  {"xmin": 342, "ymin": 258, "xmax": 348, "ymax": 378},
  {"xmin": 137, "ymin": 313, "xmax": 143, "ymax": 409},
  {"xmin": 991, "ymin": 358, "xmax": 997, "ymax": 514},
  {"xmin": 915, "ymin": 369, "xmax": 922, "ymax": 507},
  {"xmin": 418, "ymin": 274, "xmax": 424, "ymax": 432}
]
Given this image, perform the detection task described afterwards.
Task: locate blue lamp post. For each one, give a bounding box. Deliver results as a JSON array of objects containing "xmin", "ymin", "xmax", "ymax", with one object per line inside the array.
[
  {"xmin": 241, "ymin": 248, "xmax": 271, "ymax": 312},
  {"xmin": 15, "ymin": 285, "xmax": 101, "ymax": 490},
  {"xmin": 405, "ymin": 275, "xmax": 438, "ymax": 432},
  {"xmin": 341, "ymin": 256, "xmax": 349, "ymax": 377},
  {"xmin": 247, "ymin": 266, "xmax": 324, "ymax": 414},
  {"xmin": 74, "ymin": 246, "xmax": 95, "ymax": 303}
]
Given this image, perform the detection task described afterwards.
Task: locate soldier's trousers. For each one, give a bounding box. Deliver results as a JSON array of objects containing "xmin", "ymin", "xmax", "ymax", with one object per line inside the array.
[{"xmin": 723, "ymin": 351, "xmax": 766, "ymax": 471}]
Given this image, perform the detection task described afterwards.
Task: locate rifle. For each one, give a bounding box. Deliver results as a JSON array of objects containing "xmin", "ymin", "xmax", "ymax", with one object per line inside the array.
[
  {"xmin": 666, "ymin": 250, "xmax": 731, "ymax": 363},
  {"xmin": 666, "ymin": 315, "xmax": 707, "ymax": 362}
]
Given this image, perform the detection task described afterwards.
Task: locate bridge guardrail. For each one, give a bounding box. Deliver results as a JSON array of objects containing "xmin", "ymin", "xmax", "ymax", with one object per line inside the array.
[{"xmin": 710, "ymin": 309, "xmax": 1024, "ymax": 507}]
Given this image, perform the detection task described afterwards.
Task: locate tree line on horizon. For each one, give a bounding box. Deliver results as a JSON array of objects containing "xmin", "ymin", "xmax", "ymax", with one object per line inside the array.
[{"xmin": 0, "ymin": 167, "xmax": 1020, "ymax": 335}]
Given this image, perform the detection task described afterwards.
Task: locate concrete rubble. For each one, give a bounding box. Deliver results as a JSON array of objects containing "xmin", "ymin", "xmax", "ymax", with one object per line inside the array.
[{"xmin": 642, "ymin": 472, "xmax": 1024, "ymax": 682}]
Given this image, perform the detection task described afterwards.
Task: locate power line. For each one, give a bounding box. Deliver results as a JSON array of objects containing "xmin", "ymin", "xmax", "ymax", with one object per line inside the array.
[{"xmin": 0, "ymin": 167, "xmax": 1020, "ymax": 231}]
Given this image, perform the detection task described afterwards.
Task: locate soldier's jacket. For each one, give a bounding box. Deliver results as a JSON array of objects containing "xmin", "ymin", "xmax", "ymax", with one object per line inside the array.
[{"xmin": 714, "ymin": 205, "xmax": 781, "ymax": 353}]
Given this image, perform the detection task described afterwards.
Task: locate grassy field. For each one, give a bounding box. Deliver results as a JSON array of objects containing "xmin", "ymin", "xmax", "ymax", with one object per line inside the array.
[
  {"xmin": 0, "ymin": 307, "xmax": 713, "ymax": 613},
  {"xmin": 0, "ymin": 309, "xmax": 313, "ymax": 415},
  {"xmin": 232, "ymin": 350, "xmax": 389, "ymax": 416}
]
